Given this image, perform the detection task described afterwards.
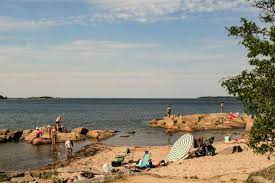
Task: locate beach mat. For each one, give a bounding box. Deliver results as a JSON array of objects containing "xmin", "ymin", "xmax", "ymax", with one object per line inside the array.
[{"xmin": 167, "ymin": 133, "xmax": 193, "ymax": 161}]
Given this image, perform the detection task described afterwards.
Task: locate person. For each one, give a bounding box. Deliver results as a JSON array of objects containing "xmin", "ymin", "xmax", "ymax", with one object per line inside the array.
[
  {"xmin": 220, "ymin": 101, "xmax": 224, "ymax": 113},
  {"xmin": 55, "ymin": 115, "xmax": 62, "ymax": 131},
  {"xmin": 65, "ymin": 140, "xmax": 73, "ymax": 158},
  {"xmin": 167, "ymin": 105, "xmax": 171, "ymax": 118},
  {"xmin": 35, "ymin": 127, "xmax": 43, "ymax": 137},
  {"xmin": 51, "ymin": 126, "xmax": 57, "ymax": 145}
]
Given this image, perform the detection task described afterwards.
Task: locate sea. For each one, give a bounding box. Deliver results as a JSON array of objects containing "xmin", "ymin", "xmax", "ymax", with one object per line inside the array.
[{"xmin": 0, "ymin": 98, "xmax": 244, "ymax": 171}]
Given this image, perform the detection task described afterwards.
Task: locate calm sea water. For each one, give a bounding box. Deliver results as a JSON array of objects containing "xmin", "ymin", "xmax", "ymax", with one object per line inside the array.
[{"xmin": 0, "ymin": 98, "xmax": 243, "ymax": 171}]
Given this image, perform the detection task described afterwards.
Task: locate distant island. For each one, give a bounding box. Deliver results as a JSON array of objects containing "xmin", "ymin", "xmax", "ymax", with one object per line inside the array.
[
  {"xmin": 0, "ymin": 95, "xmax": 7, "ymax": 99},
  {"xmin": 198, "ymin": 96, "xmax": 236, "ymax": 99},
  {"xmin": 27, "ymin": 96, "xmax": 59, "ymax": 99}
]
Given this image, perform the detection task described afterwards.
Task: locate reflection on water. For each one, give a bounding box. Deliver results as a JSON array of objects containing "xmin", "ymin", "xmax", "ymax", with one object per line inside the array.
[{"xmin": 0, "ymin": 140, "xmax": 90, "ymax": 171}]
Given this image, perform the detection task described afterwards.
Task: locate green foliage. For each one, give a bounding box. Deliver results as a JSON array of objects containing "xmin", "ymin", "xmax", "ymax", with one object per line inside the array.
[{"xmin": 222, "ymin": 0, "xmax": 275, "ymax": 154}]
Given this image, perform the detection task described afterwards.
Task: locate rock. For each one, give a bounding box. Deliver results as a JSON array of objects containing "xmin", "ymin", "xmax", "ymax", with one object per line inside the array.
[
  {"xmin": 219, "ymin": 145, "xmax": 243, "ymax": 155},
  {"xmin": 182, "ymin": 126, "xmax": 193, "ymax": 132},
  {"xmin": 246, "ymin": 176, "xmax": 273, "ymax": 183},
  {"xmin": 0, "ymin": 129, "xmax": 23, "ymax": 142},
  {"xmin": 24, "ymin": 130, "xmax": 38, "ymax": 142},
  {"xmin": 20, "ymin": 129, "xmax": 33, "ymax": 141},
  {"xmin": 86, "ymin": 130, "xmax": 114, "ymax": 140},
  {"xmin": 56, "ymin": 132, "xmax": 86, "ymax": 142},
  {"xmin": 86, "ymin": 130, "xmax": 100, "ymax": 139},
  {"xmin": 11, "ymin": 175, "xmax": 35, "ymax": 183},
  {"xmin": 7, "ymin": 130, "xmax": 23, "ymax": 141},
  {"xmin": 247, "ymin": 164, "xmax": 275, "ymax": 183},
  {"xmin": 149, "ymin": 113, "xmax": 247, "ymax": 133},
  {"xmin": 72, "ymin": 127, "xmax": 89, "ymax": 135},
  {"xmin": 0, "ymin": 137, "xmax": 7, "ymax": 143},
  {"xmin": 0, "ymin": 172, "xmax": 11, "ymax": 182},
  {"xmin": 0, "ymin": 129, "xmax": 10, "ymax": 143},
  {"xmin": 32, "ymin": 137, "xmax": 52, "ymax": 145},
  {"xmin": 0, "ymin": 129, "xmax": 10, "ymax": 135},
  {"xmin": 7, "ymin": 171, "xmax": 25, "ymax": 178},
  {"xmin": 165, "ymin": 128, "xmax": 179, "ymax": 134},
  {"xmin": 80, "ymin": 172, "xmax": 95, "ymax": 179},
  {"xmin": 128, "ymin": 131, "xmax": 136, "ymax": 134}
]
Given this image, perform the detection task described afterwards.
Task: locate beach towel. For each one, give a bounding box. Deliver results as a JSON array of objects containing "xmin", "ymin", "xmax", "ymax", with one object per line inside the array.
[
  {"xmin": 137, "ymin": 152, "xmax": 151, "ymax": 168},
  {"xmin": 228, "ymin": 112, "xmax": 239, "ymax": 120},
  {"xmin": 167, "ymin": 133, "xmax": 193, "ymax": 162}
]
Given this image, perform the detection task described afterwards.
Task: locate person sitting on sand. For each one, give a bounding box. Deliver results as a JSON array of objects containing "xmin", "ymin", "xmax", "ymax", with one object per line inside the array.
[
  {"xmin": 35, "ymin": 127, "xmax": 43, "ymax": 138},
  {"xmin": 65, "ymin": 140, "xmax": 73, "ymax": 158},
  {"xmin": 51, "ymin": 126, "xmax": 57, "ymax": 145}
]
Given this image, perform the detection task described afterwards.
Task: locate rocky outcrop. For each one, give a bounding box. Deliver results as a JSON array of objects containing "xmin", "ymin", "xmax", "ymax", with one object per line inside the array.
[
  {"xmin": 0, "ymin": 129, "xmax": 23, "ymax": 142},
  {"xmin": 247, "ymin": 164, "xmax": 275, "ymax": 183},
  {"xmin": 23, "ymin": 130, "xmax": 38, "ymax": 142},
  {"xmin": 86, "ymin": 130, "xmax": 114, "ymax": 140},
  {"xmin": 56, "ymin": 132, "xmax": 86, "ymax": 142},
  {"xmin": 32, "ymin": 137, "xmax": 52, "ymax": 145},
  {"xmin": 72, "ymin": 127, "xmax": 89, "ymax": 135},
  {"xmin": 149, "ymin": 113, "xmax": 248, "ymax": 132},
  {"xmin": 20, "ymin": 129, "xmax": 33, "ymax": 141},
  {"xmin": 0, "ymin": 127, "xmax": 116, "ymax": 145}
]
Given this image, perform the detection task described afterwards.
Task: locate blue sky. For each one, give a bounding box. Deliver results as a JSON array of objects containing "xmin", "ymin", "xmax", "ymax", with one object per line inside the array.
[{"xmin": 0, "ymin": 0, "xmax": 259, "ymax": 98}]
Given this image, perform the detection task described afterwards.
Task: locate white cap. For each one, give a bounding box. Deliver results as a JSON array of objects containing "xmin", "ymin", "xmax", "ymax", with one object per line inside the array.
[{"xmin": 36, "ymin": 127, "xmax": 39, "ymax": 130}]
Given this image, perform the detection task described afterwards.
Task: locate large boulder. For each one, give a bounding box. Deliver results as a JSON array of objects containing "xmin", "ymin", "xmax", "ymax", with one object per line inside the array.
[
  {"xmin": 7, "ymin": 130, "xmax": 23, "ymax": 141},
  {"xmin": 32, "ymin": 137, "xmax": 52, "ymax": 145},
  {"xmin": 56, "ymin": 132, "xmax": 86, "ymax": 143},
  {"xmin": 0, "ymin": 129, "xmax": 10, "ymax": 142},
  {"xmin": 24, "ymin": 130, "xmax": 38, "ymax": 142},
  {"xmin": 72, "ymin": 127, "xmax": 89, "ymax": 135},
  {"xmin": 149, "ymin": 113, "xmax": 247, "ymax": 132},
  {"xmin": 247, "ymin": 164, "xmax": 275, "ymax": 183},
  {"xmin": 20, "ymin": 129, "xmax": 33, "ymax": 141},
  {"xmin": 0, "ymin": 129, "xmax": 23, "ymax": 142},
  {"xmin": 0, "ymin": 172, "xmax": 11, "ymax": 182},
  {"xmin": 86, "ymin": 130, "xmax": 114, "ymax": 140}
]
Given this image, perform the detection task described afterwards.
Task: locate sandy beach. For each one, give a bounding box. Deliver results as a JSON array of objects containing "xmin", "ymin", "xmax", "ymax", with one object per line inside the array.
[{"xmin": 26, "ymin": 141, "xmax": 272, "ymax": 183}]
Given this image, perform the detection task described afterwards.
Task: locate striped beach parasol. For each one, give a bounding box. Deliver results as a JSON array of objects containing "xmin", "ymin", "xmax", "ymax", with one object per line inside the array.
[{"xmin": 167, "ymin": 133, "xmax": 193, "ymax": 161}]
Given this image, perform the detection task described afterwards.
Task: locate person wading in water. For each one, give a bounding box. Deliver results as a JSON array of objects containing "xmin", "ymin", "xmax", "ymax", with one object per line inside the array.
[
  {"xmin": 65, "ymin": 140, "xmax": 73, "ymax": 158},
  {"xmin": 51, "ymin": 126, "xmax": 57, "ymax": 145}
]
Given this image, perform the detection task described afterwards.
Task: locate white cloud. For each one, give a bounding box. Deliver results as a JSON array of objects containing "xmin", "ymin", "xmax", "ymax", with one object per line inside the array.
[
  {"xmin": 86, "ymin": 0, "xmax": 251, "ymax": 23},
  {"xmin": 0, "ymin": 0, "xmax": 254, "ymax": 31},
  {"xmin": 0, "ymin": 39, "xmax": 158, "ymax": 53},
  {"xmin": 0, "ymin": 16, "xmax": 58, "ymax": 31}
]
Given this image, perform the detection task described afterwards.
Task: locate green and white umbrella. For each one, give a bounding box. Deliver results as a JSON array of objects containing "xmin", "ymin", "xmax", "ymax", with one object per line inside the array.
[{"xmin": 167, "ymin": 133, "xmax": 193, "ymax": 161}]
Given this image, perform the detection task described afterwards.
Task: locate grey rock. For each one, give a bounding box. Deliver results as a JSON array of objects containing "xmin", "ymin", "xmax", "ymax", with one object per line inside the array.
[{"xmin": 247, "ymin": 164, "xmax": 275, "ymax": 183}]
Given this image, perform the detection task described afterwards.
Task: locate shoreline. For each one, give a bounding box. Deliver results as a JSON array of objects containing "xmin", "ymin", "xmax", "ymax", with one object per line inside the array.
[{"xmin": 1, "ymin": 141, "xmax": 274, "ymax": 182}]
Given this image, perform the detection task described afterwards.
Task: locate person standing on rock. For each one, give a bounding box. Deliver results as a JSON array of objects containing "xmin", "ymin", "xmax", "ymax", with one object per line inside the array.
[
  {"xmin": 65, "ymin": 140, "xmax": 73, "ymax": 158},
  {"xmin": 51, "ymin": 126, "xmax": 57, "ymax": 145},
  {"xmin": 220, "ymin": 102, "xmax": 224, "ymax": 113},
  {"xmin": 167, "ymin": 105, "xmax": 171, "ymax": 118},
  {"xmin": 55, "ymin": 115, "xmax": 62, "ymax": 131}
]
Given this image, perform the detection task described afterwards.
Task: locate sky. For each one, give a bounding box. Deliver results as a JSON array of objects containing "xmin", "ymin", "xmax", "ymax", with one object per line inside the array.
[{"xmin": 0, "ymin": 0, "xmax": 259, "ymax": 98}]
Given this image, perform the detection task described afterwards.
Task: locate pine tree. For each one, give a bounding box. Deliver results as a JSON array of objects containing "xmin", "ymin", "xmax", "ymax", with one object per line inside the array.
[{"xmin": 222, "ymin": 0, "xmax": 275, "ymax": 155}]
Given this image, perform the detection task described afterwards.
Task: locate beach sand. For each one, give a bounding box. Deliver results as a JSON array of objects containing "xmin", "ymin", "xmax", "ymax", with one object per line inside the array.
[{"xmin": 49, "ymin": 142, "xmax": 274, "ymax": 183}]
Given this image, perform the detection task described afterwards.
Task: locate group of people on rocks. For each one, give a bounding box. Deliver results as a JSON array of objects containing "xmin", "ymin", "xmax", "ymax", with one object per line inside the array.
[{"xmin": 34, "ymin": 115, "xmax": 73, "ymax": 158}]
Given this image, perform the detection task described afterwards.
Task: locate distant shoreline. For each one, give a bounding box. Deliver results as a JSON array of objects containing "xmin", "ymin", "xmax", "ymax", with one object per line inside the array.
[{"xmin": 3, "ymin": 96, "xmax": 236, "ymax": 100}]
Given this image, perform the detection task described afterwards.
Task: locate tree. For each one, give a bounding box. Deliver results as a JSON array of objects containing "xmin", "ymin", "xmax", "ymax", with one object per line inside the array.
[{"xmin": 222, "ymin": 0, "xmax": 275, "ymax": 155}]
